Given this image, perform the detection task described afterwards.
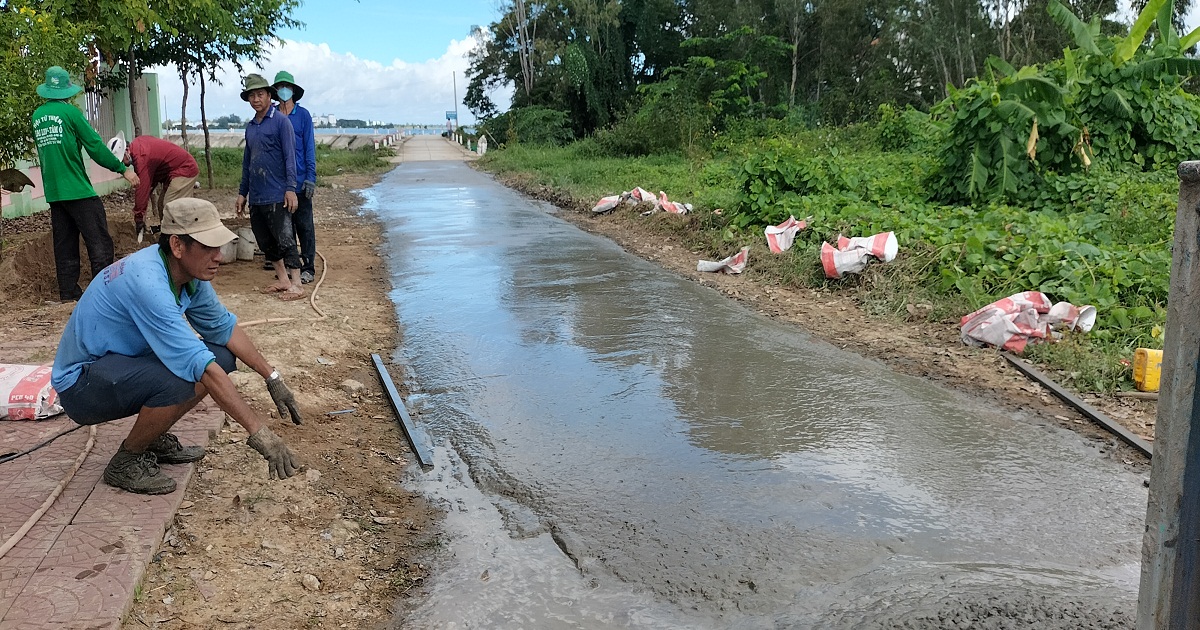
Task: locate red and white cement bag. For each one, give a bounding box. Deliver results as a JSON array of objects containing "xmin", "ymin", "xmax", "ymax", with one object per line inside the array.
[
  {"xmin": 592, "ymin": 187, "xmax": 659, "ymax": 214},
  {"xmin": 764, "ymin": 216, "xmax": 808, "ymax": 253},
  {"xmin": 697, "ymin": 247, "xmax": 749, "ymax": 274},
  {"xmin": 821, "ymin": 232, "xmax": 898, "ymax": 278},
  {"xmin": 657, "ymin": 191, "xmax": 691, "ymax": 215},
  {"xmin": 0, "ymin": 364, "xmax": 63, "ymax": 420},
  {"xmin": 959, "ymin": 291, "xmax": 1097, "ymax": 353}
]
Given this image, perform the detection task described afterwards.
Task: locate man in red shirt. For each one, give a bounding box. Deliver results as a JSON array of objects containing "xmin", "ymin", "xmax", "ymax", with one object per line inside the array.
[{"xmin": 112, "ymin": 133, "xmax": 200, "ymax": 240}]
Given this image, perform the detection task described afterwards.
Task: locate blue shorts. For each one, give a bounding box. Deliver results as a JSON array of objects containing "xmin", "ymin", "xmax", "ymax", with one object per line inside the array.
[{"xmin": 59, "ymin": 343, "xmax": 236, "ymax": 425}]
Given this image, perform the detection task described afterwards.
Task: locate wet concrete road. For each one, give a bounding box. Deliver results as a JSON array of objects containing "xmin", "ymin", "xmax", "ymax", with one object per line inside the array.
[{"xmin": 369, "ymin": 160, "xmax": 1146, "ymax": 628}]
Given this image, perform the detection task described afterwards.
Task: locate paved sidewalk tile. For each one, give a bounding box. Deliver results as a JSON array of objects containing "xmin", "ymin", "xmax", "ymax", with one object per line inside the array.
[{"xmin": 0, "ymin": 404, "xmax": 225, "ymax": 629}]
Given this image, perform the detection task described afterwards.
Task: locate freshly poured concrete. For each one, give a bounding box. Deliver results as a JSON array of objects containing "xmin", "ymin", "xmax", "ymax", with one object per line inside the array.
[{"xmin": 371, "ymin": 158, "xmax": 1143, "ymax": 629}]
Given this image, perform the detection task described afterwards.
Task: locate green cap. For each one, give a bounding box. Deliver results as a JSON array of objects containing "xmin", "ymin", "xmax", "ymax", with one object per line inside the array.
[
  {"xmin": 37, "ymin": 66, "xmax": 83, "ymax": 100},
  {"xmin": 271, "ymin": 70, "xmax": 305, "ymax": 102},
  {"xmin": 240, "ymin": 74, "xmax": 278, "ymax": 102}
]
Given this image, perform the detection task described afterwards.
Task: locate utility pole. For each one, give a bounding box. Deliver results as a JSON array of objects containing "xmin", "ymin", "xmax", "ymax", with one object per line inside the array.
[
  {"xmin": 452, "ymin": 71, "xmax": 459, "ymax": 132},
  {"xmin": 1138, "ymin": 160, "xmax": 1200, "ymax": 629}
]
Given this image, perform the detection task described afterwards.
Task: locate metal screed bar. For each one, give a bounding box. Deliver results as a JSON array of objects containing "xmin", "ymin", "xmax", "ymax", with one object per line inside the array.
[{"xmin": 372, "ymin": 353, "xmax": 434, "ymax": 468}]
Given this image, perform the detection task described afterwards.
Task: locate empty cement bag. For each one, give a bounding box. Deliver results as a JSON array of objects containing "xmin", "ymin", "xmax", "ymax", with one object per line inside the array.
[
  {"xmin": 0, "ymin": 364, "xmax": 62, "ymax": 420},
  {"xmin": 764, "ymin": 216, "xmax": 807, "ymax": 253},
  {"xmin": 697, "ymin": 247, "xmax": 749, "ymax": 274},
  {"xmin": 236, "ymin": 227, "xmax": 257, "ymax": 261},
  {"xmin": 821, "ymin": 232, "xmax": 899, "ymax": 278}
]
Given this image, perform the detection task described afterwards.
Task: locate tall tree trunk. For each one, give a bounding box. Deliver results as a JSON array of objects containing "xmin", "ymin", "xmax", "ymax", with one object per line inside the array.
[
  {"xmin": 127, "ymin": 49, "xmax": 143, "ymax": 137},
  {"xmin": 179, "ymin": 67, "xmax": 190, "ymax": 150},
  {"xmin": 789, "ymin": 38, "xmax": 799, "ymax": 108},
  {"xmin": 200, "ymin": 73, "xmax": 214, "ymax": 190}
]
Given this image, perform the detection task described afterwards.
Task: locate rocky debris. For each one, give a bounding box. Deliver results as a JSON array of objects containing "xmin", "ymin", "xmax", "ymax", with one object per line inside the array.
[{"xmin": 301, "ymin": 574, "xmax": 321, "ymax": 591}]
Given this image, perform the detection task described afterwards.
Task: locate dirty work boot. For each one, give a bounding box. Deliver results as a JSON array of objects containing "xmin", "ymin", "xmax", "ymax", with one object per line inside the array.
[
  {"xmin": 148, "ymin": 432, "xmax": 206, "ymax": 464},
  {"xmin": 103, "ymin": 444, "xmax": 176, "ymax": 495}
]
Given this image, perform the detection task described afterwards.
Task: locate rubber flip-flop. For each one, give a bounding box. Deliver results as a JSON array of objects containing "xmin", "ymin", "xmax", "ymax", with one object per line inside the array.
[
  {"xmin": 277, "ymin": 290, "xmax": 306, "ymax": 301},
  {"xmin": 260, "ymin": 285, "xmax": 287, "ymax": 294}
]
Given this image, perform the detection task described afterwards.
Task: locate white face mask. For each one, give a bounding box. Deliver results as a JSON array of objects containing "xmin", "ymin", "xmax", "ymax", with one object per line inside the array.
[{"xmin": 277, "ymin": 87, "xmax": 294, "ymax": 102}]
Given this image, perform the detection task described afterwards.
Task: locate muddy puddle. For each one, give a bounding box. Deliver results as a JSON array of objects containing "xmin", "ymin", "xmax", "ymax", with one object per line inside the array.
[{"xmin": 369, "ymin": 162, "xmax": 1144, "ymax": 628}]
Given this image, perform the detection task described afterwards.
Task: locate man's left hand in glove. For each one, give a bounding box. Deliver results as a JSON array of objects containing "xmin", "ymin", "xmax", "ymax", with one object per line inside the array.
[
  {"xmin": 266, "ymin": 371, "xmax": 304, "ymax": 424},
  {"xmin": 302, "ymin": 180, "xmax": 316, "ymax": 199}
]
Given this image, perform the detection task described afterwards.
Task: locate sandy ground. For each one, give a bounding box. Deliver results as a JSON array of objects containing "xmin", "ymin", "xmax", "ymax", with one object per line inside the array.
[
  {"xmin": 0, "ymin": 175, "xmax": 440, "ymax": 629},
  {"xmin": 489, "ymin": 173, "xmax": 1158, "ymax": 474}
]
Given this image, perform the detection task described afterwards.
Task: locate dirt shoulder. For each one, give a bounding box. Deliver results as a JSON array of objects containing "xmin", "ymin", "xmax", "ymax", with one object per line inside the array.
[
  {"xmin": 0, "ymin": 175, "xmax": 440, "ymax": 629},
  {"xmin": 487, "ymin": 172, "xmax": 1157, "ymax": 471}
]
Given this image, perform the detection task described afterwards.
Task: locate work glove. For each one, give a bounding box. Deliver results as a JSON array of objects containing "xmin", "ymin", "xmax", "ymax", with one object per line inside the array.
[
  {"xmin": 266, "ymin": 373, "xmax": 304, "ymax": 425},
  {"xmin": 302, "ymin": 180, "xmax": 316, "ymax": 199},
  {"xmin": 247, "ymin": 427, "xmax": 301, "ymax": 479}
]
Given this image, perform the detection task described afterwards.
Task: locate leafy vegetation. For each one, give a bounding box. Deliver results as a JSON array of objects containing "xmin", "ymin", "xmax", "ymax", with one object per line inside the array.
[{"xmin": 475, "ymin": 0, "xmax": 1200, "ymax": 392}]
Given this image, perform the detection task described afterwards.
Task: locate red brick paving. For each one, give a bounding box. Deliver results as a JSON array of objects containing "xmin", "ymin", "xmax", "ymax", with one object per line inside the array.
[{"xmin": 0, "ymin": 401, "xmax": 224, "ymax": 630}]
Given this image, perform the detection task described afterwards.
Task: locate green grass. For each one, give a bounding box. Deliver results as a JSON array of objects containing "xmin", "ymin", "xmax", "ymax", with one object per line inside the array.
[
  {"xmin": 478, "ymin": 137, "xmax": 1176, "ymax": 394},
  {"xmin": 188, "ymin": 146, "xmax": 394, "ymax": 189}
]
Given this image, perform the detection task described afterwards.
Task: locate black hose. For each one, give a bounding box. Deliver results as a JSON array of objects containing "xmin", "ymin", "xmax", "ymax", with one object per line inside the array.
[{"xmin": 0, "ymin": 422, "xmax": 86, "ymax": 465}]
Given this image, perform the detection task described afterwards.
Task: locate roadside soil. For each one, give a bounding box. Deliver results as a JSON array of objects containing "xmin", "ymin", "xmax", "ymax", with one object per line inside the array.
[
  {"xmin": 0, "ymin": 174, "xmax": 441, "ymax": 629},
  {"xmin": 489, "ymin": 172, "xmax": 1157, "ymax": 473}
]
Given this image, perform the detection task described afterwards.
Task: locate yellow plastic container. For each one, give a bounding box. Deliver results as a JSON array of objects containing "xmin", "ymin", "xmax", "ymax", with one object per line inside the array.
[{"xmin": 1133, "ymin": 348, "xmax": 1163, "ymax": 392}]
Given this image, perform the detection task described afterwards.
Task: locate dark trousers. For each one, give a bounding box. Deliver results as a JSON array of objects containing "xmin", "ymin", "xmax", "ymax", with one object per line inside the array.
[
  {"xmin": 292, "ymin": 194, "xmax": 316, "ymax": 274},
  {"xmin": 249, "ymin": 202, "xmax": 302, "ymax": 269},
  {"xmin": 50, "ymin": 196, "xmax": 114, "ymax": 301}
]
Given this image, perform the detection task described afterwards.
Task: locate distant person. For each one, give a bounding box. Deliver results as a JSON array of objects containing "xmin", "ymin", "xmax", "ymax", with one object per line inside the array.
[
  {"xmin": 272, "ymin": 70, "xmax": 318, "ymax": 284},
  {"xmin": 52, "ymin": 198, "xmax": 304, "ymax": 494},
  {"xmin": 31, "ymin": 66, "xmax": 140, "ymax": 302},
  {"xmin": 109, "ymin": 132, "xmax": 200, "ymax": 241},
  {"xmin": 236, "ymin": 73, "xmax": 303, "ymax": 300}
]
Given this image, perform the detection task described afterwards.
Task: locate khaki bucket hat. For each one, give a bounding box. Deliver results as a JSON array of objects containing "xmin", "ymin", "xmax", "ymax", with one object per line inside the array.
[{"xmin": 162, "ymin": 198, "xmax": 237, "ymax": 247}]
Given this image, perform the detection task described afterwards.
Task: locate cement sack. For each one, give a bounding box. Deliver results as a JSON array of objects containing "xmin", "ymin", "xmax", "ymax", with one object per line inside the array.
[
  {"xmin": 764, "ymin": 216, "xmax": 807, "ymax": 253},
  {"xmin": 959, "ymin": 290, "xmax": 1097, "ymax": 353},
  {"xmin": 821, "ymin": 232, "xmax": 899, "ymax": 278},
  {"xmin": 697, "ymin": 247, "xmax": 749, "ymax": 274},
  {"xmin": 0, "ymin": 364, "xmax": 62, "ymax": 421},
  {"xmin": 657, "ymin": 191, "xmax": 691, "ymax": 215}
]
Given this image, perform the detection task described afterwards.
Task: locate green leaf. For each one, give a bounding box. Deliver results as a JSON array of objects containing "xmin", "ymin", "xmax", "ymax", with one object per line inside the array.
[
  {"xmin": 1114, "ymin": 0, "xmax": 1166, "ymax": 64},
  {"xmin": 1047, "ymin": 0, "xmax": 1102, "ymax": 56}
]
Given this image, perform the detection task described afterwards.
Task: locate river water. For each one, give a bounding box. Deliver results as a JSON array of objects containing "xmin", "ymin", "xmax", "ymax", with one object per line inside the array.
[{"xmin": 368, "ymin": 161, "xmax": 1146, "ymax": 628}]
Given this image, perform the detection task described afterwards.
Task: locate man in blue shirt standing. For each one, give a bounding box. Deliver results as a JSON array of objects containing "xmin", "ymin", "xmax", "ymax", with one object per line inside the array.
[
  {"xmin": 53, "ymin": 198, "xmax": 304, "ymax": 494},
  {"xmin": 273, "ymin": 71, "xmax": 318, "ymax": 285},
  {"xmin": 236, "ymin": 74, "xmax": 303, "ymax": 301}
]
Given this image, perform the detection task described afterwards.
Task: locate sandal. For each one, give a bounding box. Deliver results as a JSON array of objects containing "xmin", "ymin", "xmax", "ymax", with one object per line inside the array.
[{"xmin": 277, "ymin": 289, "xmax": 306, "ymax": 301}]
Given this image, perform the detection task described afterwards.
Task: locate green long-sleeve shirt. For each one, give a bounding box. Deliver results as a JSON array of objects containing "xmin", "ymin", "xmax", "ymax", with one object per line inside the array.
[{"xmin": 31, "ymin": 100, "xmax": 126, "ymax": 203}]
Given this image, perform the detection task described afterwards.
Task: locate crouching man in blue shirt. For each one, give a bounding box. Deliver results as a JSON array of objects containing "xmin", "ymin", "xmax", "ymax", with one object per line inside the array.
[{"xmin": 52, "ymin": 198, "xmax": 304, "ymax": 495}]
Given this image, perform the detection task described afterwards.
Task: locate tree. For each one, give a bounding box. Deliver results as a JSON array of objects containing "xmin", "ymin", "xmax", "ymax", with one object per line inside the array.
[
  {"xmin": 136, "ymin": 0, "xmax": 299, "ymax": 187},
  {"xmin": 0, "ymin": 1, "xmax": 87, "ymax": 168}
]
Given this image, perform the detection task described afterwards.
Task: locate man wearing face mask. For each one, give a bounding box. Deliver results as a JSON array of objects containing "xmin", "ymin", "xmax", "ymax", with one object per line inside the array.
[
  {"xmin": 236, "ymin": 73, "xmax": 302, "ymax": 300},
  {"xmin": 272, "ymin": 71, "xmax": 318, "ymax": 285}
]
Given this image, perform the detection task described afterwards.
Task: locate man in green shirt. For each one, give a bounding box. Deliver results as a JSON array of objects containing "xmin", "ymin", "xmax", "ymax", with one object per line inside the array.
[{"xmin": 31, "ymin": 66, "xmax": 140, "ymax": 302}]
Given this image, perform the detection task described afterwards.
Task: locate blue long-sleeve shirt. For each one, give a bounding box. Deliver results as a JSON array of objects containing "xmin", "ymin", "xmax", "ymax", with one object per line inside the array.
[
  {"xmin": 239, "ymin": 105, "xmax": 297, "ymax": 205},
  {"xmin": 287, "ymin": 104, "xmax": 316, "ymax": 185},
  {"xmin": 52, "ymin": 245, "xmax": 239, "ymax": 392}
]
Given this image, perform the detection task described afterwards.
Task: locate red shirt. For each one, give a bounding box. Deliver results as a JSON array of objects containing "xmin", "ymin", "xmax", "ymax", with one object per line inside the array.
[{"xmin": 129, "ymin": 136, "xmax": 200, "ymax": 221}]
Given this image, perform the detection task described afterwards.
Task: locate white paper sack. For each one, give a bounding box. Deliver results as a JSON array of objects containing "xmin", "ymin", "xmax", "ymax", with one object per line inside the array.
[
  {"xmin": 764, "ymin": 216, "xmax": 808, "ymax": 253},
  {"xmin": 0, "ymin": 364, "xmax": 63, "ymax": 421},
  {"xmin": 959, "ymin": 290, "xmax": 1097, "ymax": 353},
  {"xmin": 697, "ymin": 247, "xmax": 749, "ymax": 274},
  {"xmin": 821, "ymin": 232, "xmax": 898, "ymax": 278},
  {"xmin": 592, "ymin": 187, "xmax": 660, "ymax": 214}
]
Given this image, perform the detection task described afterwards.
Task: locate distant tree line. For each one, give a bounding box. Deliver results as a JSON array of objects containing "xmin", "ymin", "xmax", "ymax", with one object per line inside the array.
[{"xmin": 465, "ymin": 0, "xmax": 1194, "ymax": 145}]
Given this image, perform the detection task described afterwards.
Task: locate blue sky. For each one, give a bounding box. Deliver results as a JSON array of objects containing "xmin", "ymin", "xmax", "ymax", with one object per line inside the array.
[
  {"xmin": 151, "ymin": 0, "xmax": 508, "ymax": 126},
  {"xmin": 150, "ymin": 1, "xmax": 1200, "ymax": 128},
  {"xmin": 277, "ymin": 1, "xmax": 495, "ymax": 64}
]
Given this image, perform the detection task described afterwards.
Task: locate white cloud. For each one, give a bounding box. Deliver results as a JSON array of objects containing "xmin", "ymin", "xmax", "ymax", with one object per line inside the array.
[{"xmin": 149, "ymin": 38, "xmax": 511, "ymax": 126}]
